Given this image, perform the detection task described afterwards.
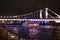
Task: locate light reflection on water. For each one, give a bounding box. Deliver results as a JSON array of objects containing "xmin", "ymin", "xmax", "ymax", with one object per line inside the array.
[
  {"xmin": 5, "ymin": 24, "xmax": 60, "ymax": 33},
  {"xmin": 5, "ymin": 24, "xmax": 60, "ymax": 39}
]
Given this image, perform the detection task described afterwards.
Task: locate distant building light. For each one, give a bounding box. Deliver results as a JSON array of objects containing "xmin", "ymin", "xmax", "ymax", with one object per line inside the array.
[{"xmin": 11, "ymin": 35, "xmax": 15, "ymax": 38}]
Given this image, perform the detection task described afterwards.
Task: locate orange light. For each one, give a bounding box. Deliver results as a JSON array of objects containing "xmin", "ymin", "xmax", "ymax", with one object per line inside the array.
[{"xmin": 28, "ymin": 23, "xmax": 39, "ymax": 28}]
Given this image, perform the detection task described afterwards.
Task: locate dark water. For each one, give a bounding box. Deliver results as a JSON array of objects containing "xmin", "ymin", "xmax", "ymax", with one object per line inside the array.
[{"xmin": 5, "ymin": 24, "xmax": 60, "ymax": 40}]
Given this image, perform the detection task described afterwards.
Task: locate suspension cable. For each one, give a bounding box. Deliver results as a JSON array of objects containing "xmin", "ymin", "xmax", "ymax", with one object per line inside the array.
[
  {"xmin": 48, "ymin": 9, "xmax": 60, "ymax": 17},
  {"xmin": 48, "ymin": 14, "xmax": 53, "ymax": 18}
]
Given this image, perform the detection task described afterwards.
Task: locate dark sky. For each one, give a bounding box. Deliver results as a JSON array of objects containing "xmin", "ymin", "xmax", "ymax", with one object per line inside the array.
[{"xmin": 0, "ymin": 0, "xmax": 60, "ymax": 16}]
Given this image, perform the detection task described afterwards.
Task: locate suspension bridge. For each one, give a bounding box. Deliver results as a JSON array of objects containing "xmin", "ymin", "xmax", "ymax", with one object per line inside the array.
[{"xmin": 0, "ymin": 8, "xmax": 60, "ymax": 22}]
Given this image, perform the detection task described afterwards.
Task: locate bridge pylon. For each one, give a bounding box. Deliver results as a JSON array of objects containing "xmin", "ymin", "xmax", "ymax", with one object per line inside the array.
[{"xmin": 45, "ymin": 8, "xmax": 48, "ymax": 18}]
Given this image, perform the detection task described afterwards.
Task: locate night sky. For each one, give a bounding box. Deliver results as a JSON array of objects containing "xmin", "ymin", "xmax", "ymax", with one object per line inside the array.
[{"xmin": 0, "ymin": 0, "xmax": 60, "ymax": 16}]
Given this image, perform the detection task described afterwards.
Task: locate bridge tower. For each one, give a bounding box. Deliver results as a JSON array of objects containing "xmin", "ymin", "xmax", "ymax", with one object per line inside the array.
[
  {"xmin": 45, "ymin": 8, "xmax": 48, "ymax": 18},
  {"xmin": 39, "ymin": 8, "xmax": 49, "ymax": 19},
  {"xmin": 40, "ymin": 10, "xmax": 43, "ymax": 18}
]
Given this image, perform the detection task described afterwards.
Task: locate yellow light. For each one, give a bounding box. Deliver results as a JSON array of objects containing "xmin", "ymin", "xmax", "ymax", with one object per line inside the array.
[
  {"xmin": 10, "ymin": 21, "xmax": 13, "ymax": 24},
  {"xmin": 28, "ymin": 23, "xmax": 39, "ymax": 27},
  {"xmin": 33, "ymin": 24, "xmax": 39, "ymax": 26}
]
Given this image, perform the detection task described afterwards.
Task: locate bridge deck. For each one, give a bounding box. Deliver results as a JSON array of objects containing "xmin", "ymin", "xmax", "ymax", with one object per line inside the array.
[{"xmin": 0, "ymin": 19, "xmax": 60, "ymax": 21}]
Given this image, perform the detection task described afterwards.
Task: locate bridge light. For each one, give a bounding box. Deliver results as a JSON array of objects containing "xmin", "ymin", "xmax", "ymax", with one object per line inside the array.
[
  {"xmin": 3, "ymin": 16, "xmax": 5, "ymax": 18},
  {"xmin": 0, "ymin": 16, "xmax": 2, "ymax": 18},
  {"xmin": 58, "ymin": 16, "xmax": 60, "ymax": 18},
  {"xmin": 13, "ymin": 16, "xmax": 17, "ymax": 18},
  {"xmin": 45, "ymin": 21, "xmax": 47, "ymax": 23},
  {"xmin": 55, "ymin": 20, "xmax": 60, "ymax": 23},
  {"xmin": 42, "ymin": 21, "xmax": 43, "ymax": 23}
]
